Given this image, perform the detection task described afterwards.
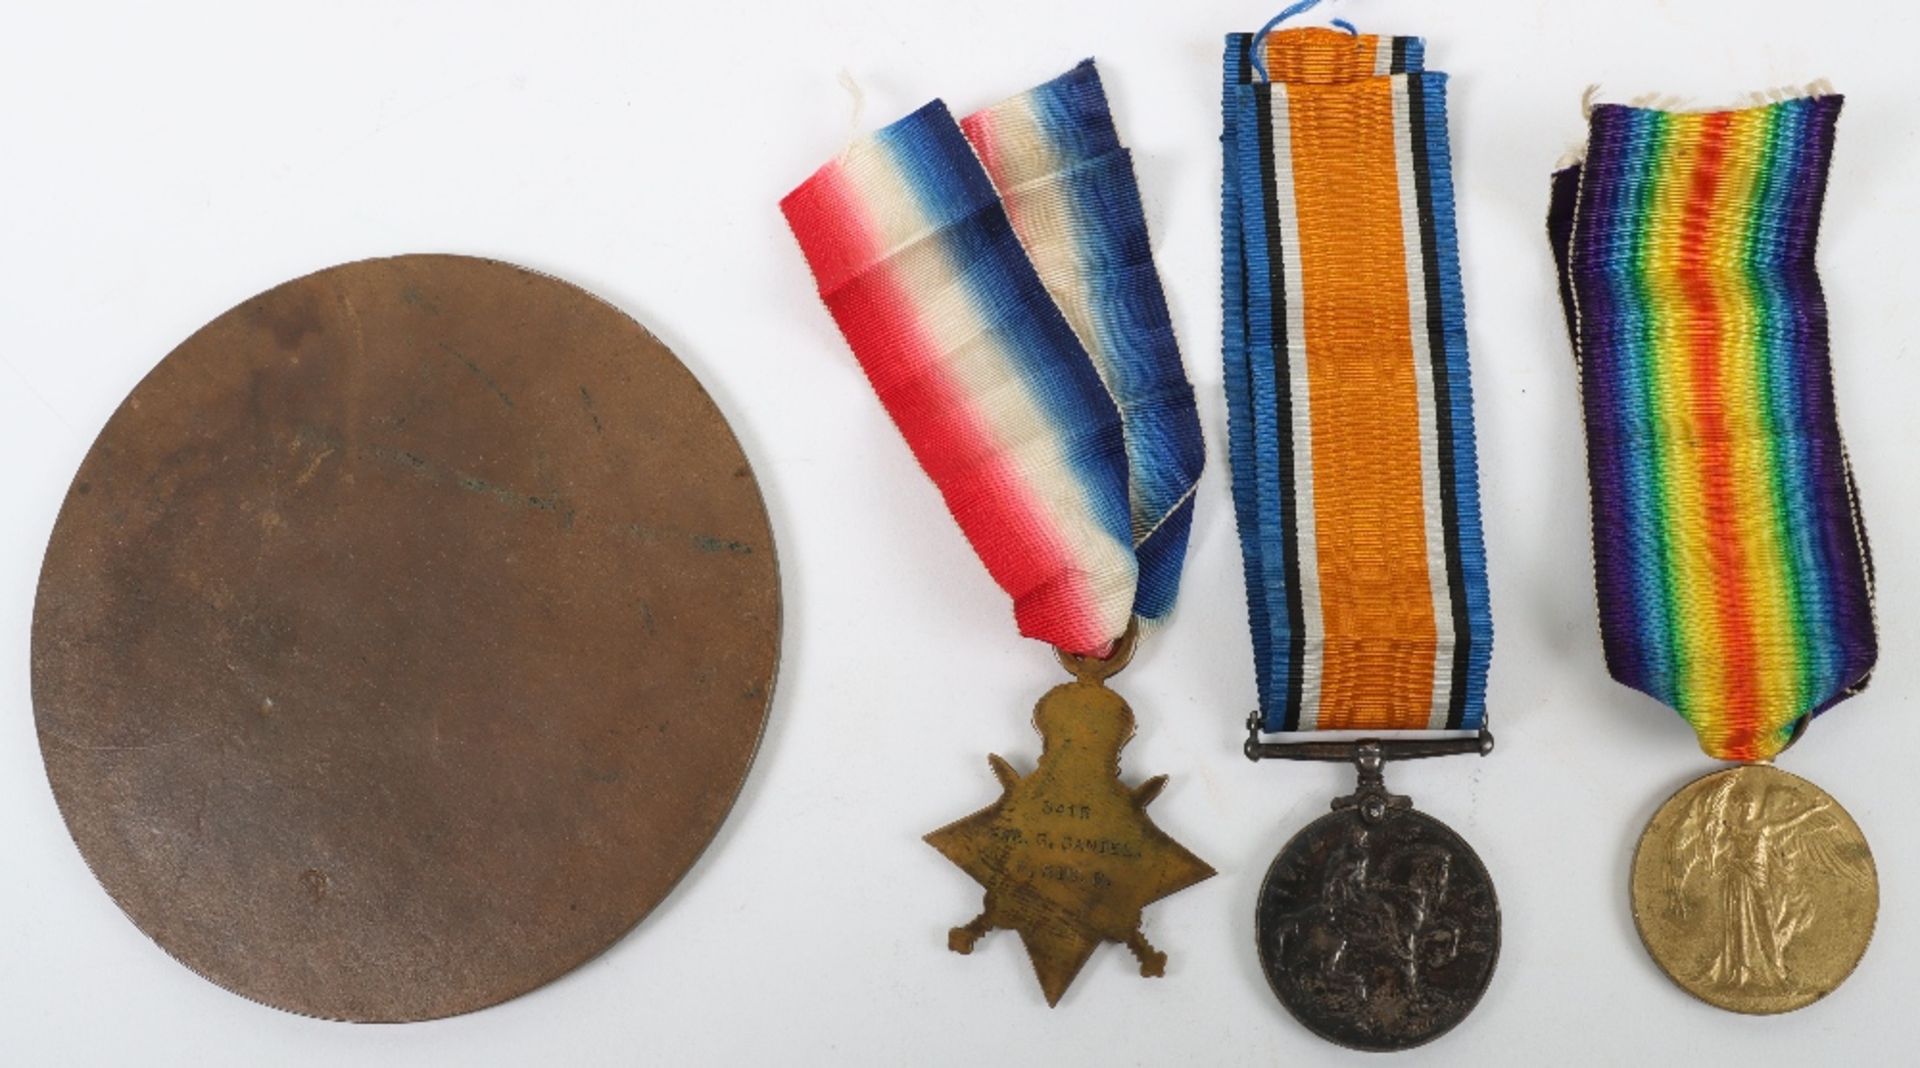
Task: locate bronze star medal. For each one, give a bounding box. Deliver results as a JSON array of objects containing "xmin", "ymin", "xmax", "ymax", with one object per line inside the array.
[{"xmin": 924, "ymin": 626, "xmax": 1213, "ymax": 1005}]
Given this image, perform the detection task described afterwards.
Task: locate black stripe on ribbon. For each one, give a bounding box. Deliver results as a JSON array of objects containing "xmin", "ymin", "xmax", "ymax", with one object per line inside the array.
[
  {"xmin": 1254, "ymin": 82, "xmax": 1308, "ymax": 731},
  {"xmin": 1405, "ymin": 73, "xmax": 1472, "ymax": 730}
]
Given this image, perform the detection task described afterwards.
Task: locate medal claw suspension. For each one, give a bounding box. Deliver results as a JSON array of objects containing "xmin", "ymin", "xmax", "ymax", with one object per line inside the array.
[
  {"xmin": 1243, "ymin": 712, "xmax": 1494, "ymax": 765},
  {"xmin": 1332, "ymin": 742, "xmax": 1412, "ymax": 823},
  {"xmin": 1244, "ymin": 720, "xmax": 1493, "ymax": 821}
]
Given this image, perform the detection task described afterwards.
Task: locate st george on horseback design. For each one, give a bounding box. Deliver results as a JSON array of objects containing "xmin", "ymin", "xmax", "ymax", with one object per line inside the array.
[{"xmin": 1255, "ymin": 764, "xmax": 1500, "ymax": 1052}]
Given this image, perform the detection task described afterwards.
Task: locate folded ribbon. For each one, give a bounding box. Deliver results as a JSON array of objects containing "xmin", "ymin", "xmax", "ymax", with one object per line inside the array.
[
  {"xmin": 784, "ymin": 62, "xmax": 1201, "ymax": 655},
  {"xmin": 1549, "ymin": 91, "xmax": 1877, "ymax": 761},
  {"xmin": 1223, "ymin": 28, "xmax": 1493, "ymax": 732}
]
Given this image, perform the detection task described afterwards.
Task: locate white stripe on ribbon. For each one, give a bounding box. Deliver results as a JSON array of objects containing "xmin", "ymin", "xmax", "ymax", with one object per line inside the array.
[
  {"xmin": 845, "ymin": 143, "xmax": 1136, "ymax": 628},
  {"xmin": 835, "ymin": 135, "xmax": 944, "ymax": 259},
  {"xmin": 986, "ymin": 102, "xmax": 1111, "ymax": 407},
  {"xmin": 982, "ymin": 97, "xmax": 1143, "ymax": 538},
  {"xmin": 1389, "ymin": 75, "xmax": 1457, "ymax": 730},
  {"xmin": 1267, "ymin": 85, "xmax": 1326, "ymax": 730}
]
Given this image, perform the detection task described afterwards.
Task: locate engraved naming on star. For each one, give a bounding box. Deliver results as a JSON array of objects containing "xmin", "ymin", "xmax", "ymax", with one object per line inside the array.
[{"xmin": 925, "ymin": 671, "xmax": 1213, "ymax": 1006}]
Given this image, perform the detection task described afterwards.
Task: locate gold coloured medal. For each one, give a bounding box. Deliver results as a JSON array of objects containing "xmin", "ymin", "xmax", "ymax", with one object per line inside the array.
[{"xmin": 1631, "ymin": 765, "xmax": 1876, "ymax": 1014}]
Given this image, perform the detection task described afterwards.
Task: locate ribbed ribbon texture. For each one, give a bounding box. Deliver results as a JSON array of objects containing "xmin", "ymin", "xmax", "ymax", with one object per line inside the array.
[
  {"xmin": 784, "ymin": 62, "xmax": 1202, "ymax": 656},
  {"xmin": 1548, "ymin": 93, "xmax": 1877, "ymax": 762},
  {"xmin": 1223, "ymin": 28, "xmax": 1492, "ymax": 733}
]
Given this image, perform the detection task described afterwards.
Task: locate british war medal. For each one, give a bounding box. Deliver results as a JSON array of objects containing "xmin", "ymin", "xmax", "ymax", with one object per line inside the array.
[{"xmin": 1222, "ymin": 17, "xmax": 1500, "ymax": 1051}]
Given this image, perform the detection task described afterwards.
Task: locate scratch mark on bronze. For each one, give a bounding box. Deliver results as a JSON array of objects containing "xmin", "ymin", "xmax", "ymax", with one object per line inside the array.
[
  {"xmin": 36, "ymin": 725, "xmax": 217, "ymax": 753},
  {"xmin": 438, "ymin": 342, "xmax": 514, "ymax": 410},
  {"xmin": 293, "ymin": 447, "xmax": 336, "ymax": 486},
  {"xmin": 627, "ymin": 522, "xmax": 753, "ymax": 556},
  {"xmin": 338, "ymin": 291, "xmax": 367, "ymax": 363},
  {"xmin": 579, "ymin": 386, "xmax": 604, "ymax": 433},
  {"xmin": 362, "ymin": 443, "xmax": 573, "ymax": 526}
]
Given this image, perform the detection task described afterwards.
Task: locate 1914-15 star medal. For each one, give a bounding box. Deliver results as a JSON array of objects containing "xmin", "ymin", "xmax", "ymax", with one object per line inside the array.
[{"xmin": 925, "ymin": 634, "xmax": 1213, "ymax": 1006}]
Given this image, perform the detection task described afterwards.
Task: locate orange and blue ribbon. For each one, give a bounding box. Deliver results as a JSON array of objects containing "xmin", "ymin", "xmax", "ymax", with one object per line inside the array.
[
  {"xmin": 1223, "ymin": 28, "xmax": 1492, "ymax": 733},
  {"xmin": 1549, "ymin": 93, "xmax": 1877, "ymax": 762},
  {"xmin": 784, "ymin": 63, "xmax": 1201, "ymax": 655}
]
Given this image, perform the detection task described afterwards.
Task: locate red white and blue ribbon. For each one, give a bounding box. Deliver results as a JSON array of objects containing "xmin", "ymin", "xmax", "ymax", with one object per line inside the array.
[{"xmin": 783, "ymin": 62, "xmax": 1201, "ymax": 655}]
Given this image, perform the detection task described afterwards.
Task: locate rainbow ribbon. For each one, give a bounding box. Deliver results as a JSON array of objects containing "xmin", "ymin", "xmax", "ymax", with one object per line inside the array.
[
  {"xmin": 784, "ymin": 63, "xmax": 1201, "ymax": 655},
  {"xmin": 1549, "ymin": 92, "xmax": 1877, "ymax": 762},
  {"xmin": 1223, "ymin": 28, "xmax": 1493, "ymax": 734}
]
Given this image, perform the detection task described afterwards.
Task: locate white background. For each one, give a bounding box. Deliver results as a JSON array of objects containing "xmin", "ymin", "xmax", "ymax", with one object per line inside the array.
[{"xmin": 2, "ymin": 1, "xmax": 1915, "ymax": 1064}]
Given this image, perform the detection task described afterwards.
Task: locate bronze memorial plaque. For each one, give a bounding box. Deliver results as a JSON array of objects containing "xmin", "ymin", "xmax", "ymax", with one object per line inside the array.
[{"xmin": 31, "ymin": 254, "xmax": 780, "ymax": 1021}]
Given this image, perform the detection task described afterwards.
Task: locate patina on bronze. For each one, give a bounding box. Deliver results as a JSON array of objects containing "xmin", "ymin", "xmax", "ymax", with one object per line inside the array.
[
  {"xmin": 925, "ymin": 625, "xmax": 1214, "ymax": 1006},
  {"xmin": 1253, "ymin": 742, "xmax": 1500, "ymax": 1052},
  {"xmin": 31, "ymin": 254, "xmax": 780, "ymax": 1022},
  {"xmin": 1631, "ymin": 763, "xmax": 1876, "ymax": 1015}
]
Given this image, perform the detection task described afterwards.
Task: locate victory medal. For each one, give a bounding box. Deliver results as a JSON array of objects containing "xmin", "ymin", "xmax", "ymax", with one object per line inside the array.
[{"xmin": 1550, "ymin": 87, "xmax": 1879, "ymax": 1013}]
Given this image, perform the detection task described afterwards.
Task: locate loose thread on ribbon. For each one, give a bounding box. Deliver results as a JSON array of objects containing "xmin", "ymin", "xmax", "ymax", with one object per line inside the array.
[
  {"xmin": 836, "ymin": 68, "xmax": 867, "ymax": 160},
  {"xmin": 1249, "ymin": 0, "xmax": 1357, "ymax": 82}
]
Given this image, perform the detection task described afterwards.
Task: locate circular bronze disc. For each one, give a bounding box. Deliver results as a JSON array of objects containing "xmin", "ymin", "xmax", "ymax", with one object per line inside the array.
[
  {"xmin": 1631, "ymin": 764, "xmax": 1876, "ymax": 1014},
  {"xmin": 1255, "ymin": 806, "xmax": 1500, "ymax": 1051},
  {"xmin": 31, "ymin": 255, "xmax": 780, "ymax": 1021}
]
